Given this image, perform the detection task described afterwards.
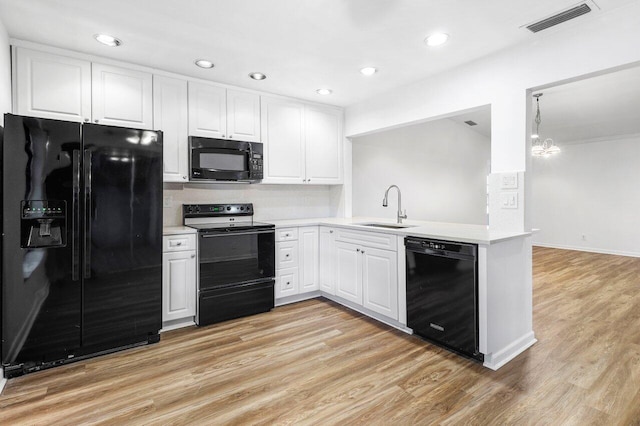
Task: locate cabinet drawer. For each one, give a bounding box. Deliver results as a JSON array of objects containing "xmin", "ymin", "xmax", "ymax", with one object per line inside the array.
[
  {"xmin": 276, "ymin": 267, "xmax": 299, "ymax": 298},
  {"xmin": 276, "ymin": 227, "xmax": 298, "ymax": 242},
  {"xmin": 276, "ymin": 240, "xmax": 299, "ymax": 269},
  {"xmin": 334, "ymin": 228, "xmax": 397, "ymax": 251},
  {"xmin": 163, "ymin": 234, "xmax": 196, "ymax": 252}
]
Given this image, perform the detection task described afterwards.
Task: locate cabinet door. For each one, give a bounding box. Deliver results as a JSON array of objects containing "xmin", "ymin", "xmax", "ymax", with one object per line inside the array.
[
  {"xmin": 304, "ymin": 105, "xmax": 343, "ymax": 184},
  {"xmin": 227, "ymin": 89, "xmax": 261, "ymax": 142},
  {"xmin": 319, "ymin": 227, "xmax": 336, "ymax": 294},
  {"xmin": 91, "ymin": 63, "xmax": 153, "ymax": 129},
  {"xmin": 261, "ymin": 96, "xmax": 306, "ymax": 184},
  {"xmin": 335, "ymin": 241, "xmax": 362, "ymax": 304},
  {"xmin": 362, "ymin": 247, "xmax": 398, "ymax": 320},
  {"xmin": 162, "ymin": 250, "xmax": 197, "ymax": 322},
  {"xmin": 13, "ymin": 47, "xmax": 91, "ymax": 122},
  {"xmin": 154, "ymin": 75, "xmax": 189, "ymax": 182},
  {"xmin": 276, "ymin": 267, "xmax": 299, "ymax": 299},
  {"xmin": 188, "ymin": 82, "xmax": 227, "ymax": 138},
  {"xmin": 299, "ymin": 227, "xmax": 319, "ymax": 292}
]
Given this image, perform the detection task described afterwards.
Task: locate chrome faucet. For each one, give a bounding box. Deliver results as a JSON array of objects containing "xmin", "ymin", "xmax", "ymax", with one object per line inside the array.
[{"xmin": 382, "ymin": 185, "xmax": 407, "ymax": 224}]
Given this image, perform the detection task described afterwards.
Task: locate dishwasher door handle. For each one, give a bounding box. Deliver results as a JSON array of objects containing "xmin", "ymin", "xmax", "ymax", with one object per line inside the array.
[{"xmin": 406, "ymin": 248, "xmax": 475, "ymax": 261}]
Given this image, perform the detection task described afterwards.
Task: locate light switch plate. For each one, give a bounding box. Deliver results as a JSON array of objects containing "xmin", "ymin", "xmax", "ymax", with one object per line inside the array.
[
  {"xmin": 500, "ymin": 191, "xmax": 518, "ymax": 209},
  {"xmin": 501, "ymin": 173, "xmax": 518, "ymax": 189}
]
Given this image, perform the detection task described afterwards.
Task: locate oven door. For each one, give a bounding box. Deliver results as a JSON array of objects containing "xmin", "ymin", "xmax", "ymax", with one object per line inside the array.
[
  {"xmin": 198, "ymin": 228, "xmax": 275, "ymax": 290},
  {"xmin": 191, "ymin": 146, "xmax": 251, "ymax": 181}
]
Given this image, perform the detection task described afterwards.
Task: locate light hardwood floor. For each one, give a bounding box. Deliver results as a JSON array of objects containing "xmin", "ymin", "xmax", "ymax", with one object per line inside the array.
[{"xmin": 1, "ymin": 247, "xmax": 639, "ymax": 425}]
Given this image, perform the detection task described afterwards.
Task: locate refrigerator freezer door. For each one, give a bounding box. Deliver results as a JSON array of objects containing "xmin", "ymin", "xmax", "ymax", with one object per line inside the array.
[
  {"xmin": 2, "ymin": 114, "xmax": 82, "ymax": 367},
  {"xmin": 80, "ymin": 124, "xmax": 163, "ymax": 351}
]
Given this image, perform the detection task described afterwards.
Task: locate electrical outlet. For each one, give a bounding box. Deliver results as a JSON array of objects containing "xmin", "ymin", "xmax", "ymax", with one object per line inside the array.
[{"xmin": 163, "ymin": 195, "xmax": 173, "ymax": 208}]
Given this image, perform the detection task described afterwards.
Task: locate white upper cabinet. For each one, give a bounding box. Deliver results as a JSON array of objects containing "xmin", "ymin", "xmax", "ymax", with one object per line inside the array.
[
  {"xmin": 91, "ymin": 63, "xmax": 153, "ymax": 129},
  {"xmin": 261, "ymin": 96, "xmax": 306, "ymax": 183},
  {"xmin": 304, "ymin": 106, "xmax": 343, "ymax": 184},
  {"xmin": 227, "ymin": 89, "xmax": 261, "ymax": 142},
  {"xmin": 188, "ymin": 81, "xmax": 227, "ymax": 138},
  {"xmin": 261, "ymin": 96, "xmax": 343, "ymax": 185},
  {"xmin": 13, "ymin": 47, "xmax": 91, "ymax": 122},
  {"xmin": 154, "ymin": 75, "xmax": 189, "ymax": 182}
]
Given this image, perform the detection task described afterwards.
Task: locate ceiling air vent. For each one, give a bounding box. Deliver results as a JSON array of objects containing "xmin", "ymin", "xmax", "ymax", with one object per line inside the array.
[
  {"xmin": 526, "ymin": 3, "xmax": 592, "ymax": 33},
  {"xmin": 464, "ymin": 120, "xmax": 478, "ymax": 126}
]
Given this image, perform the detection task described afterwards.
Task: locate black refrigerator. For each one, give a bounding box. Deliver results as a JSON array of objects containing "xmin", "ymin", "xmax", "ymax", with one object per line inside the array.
[{"xmin": 1, "ymin": 114, "xmax": 163, "ymax": 378}]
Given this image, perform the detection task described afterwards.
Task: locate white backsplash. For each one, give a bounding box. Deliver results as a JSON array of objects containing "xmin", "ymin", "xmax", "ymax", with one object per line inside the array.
[{"xmin": 163, "ymin": 183, "xmax": 343, "ymax": 226}]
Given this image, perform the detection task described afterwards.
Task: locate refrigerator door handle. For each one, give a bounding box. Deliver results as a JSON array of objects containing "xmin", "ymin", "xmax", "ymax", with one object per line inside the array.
[
  {"xmin": 83, "ymin": 149, "xmax": 92, "ymax": 279},
  {"xmin": 72, "ymin": 150, "xmax": 81, "ymax": 281}
]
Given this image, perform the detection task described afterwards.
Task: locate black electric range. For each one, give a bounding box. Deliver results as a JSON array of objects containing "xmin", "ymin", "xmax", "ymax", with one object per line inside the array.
[{"xmin": 183, "ymin": 203, "xmax": 275, "ymax": 326}]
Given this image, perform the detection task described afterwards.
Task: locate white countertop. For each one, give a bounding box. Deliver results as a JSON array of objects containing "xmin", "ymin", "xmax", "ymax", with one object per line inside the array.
[
  {"xmin": 163, "ymin": 226, "xmax": 197, "ymax": 236},
  {"xmin": 264, "ymin": 217, "xmax": 530, "ymax": 245}
]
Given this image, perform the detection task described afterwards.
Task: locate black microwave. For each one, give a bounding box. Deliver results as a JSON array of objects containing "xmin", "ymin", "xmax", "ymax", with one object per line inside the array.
[{"xmin": 189, "ymin": 136, "xmax": 263, "ymax": 182}]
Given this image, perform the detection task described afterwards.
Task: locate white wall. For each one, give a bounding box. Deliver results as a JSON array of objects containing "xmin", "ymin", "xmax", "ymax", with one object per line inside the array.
[
  {"xmin": 351, "ymin": 119, "xmax": 490, "ymax": 225},
  {"xmin": 163, "ymin": 184, "xmax": 341, "ymax": 226},
  {"xmin": 531, "ymin": 135, "xmax": 640, "ymax": 257},
  {"xmin": 345, "ymin": 2, "xmax": 640, "ymax": 233},
  {"xmin": 0, "ymin": 17, "xmax": 10, "ymax": 123}
]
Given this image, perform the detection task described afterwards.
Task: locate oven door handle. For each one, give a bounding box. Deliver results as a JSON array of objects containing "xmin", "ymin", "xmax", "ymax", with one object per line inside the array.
[{"xmin": 201, "ymin": 229, "xmax": 275, "ymax": 238}]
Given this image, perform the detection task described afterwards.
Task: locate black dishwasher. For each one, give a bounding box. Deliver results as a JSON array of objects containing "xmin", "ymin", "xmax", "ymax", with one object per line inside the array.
[{"xmin": 405, "ymin": 237, "xmax": 482, "ymax": 361}]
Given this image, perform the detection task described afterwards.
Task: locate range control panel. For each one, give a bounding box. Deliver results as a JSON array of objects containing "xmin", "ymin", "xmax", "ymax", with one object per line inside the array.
[{"xmin": 183, "ymin": 203, "xmax": 254, "ymax": 218}]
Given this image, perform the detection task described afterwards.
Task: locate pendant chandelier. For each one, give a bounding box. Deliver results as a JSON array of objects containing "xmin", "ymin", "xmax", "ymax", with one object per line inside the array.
[{"xmin": 531, "ymin": 93, "xmax": 560, "ymax": 157}]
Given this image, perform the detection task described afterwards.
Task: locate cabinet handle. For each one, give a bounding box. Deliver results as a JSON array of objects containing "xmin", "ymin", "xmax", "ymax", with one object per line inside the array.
[
  {"xmin": 94, "ymin": 119, "xmax": 99, "ymax": 123},
  {"xmin": 302, "ymin": 179, "xmax": 306, "ymax": 183},
  {"xmin": 84, "ymin": 118, "xmax": 89, "ymax": 122},
  {"xmin": 329, "ymin": 230, "xmax": 333, "ymax": 234},
  {"xmin": 285, "ymin": 254, "xmax": 290, "ymax": 258},
  {"xmin": 229, "ymin": 135, "xmax": 233, "ymax": 138},
  {"xmin": 362, "ymin": 250, "xmax": 365, "ymax": 254},
  {"xmin": 307, "ymin": 179, "xmax": 311, "ymax": 183},
  {"xmin": 222, "ymin": 134, "xmax": 225, "ymax": 138},
  {"xmin": 285, "ymin": 233, "xmax": 290, "ymax": 237},
  {"xmin": 183, "ymin": 176, "xmax": 187, "ymax": 180},
  {"xmin": 176, "ymin": 242, "xmax": 182, "ymax": 245},
  {"xmin": 356, "ymin": 248, "xmax": 360, "ymax": 252},
  {"xmin": 286, "ymin": 281, "xmax": 290, "ymax": 285},
  {"xmin": 191, "ymin": 254, "xmax": 196, "ymax": 258}
]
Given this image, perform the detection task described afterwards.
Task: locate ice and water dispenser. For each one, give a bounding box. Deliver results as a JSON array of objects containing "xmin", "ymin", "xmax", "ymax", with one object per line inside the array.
[{"xmin": 20, "ymin": 200, "xmax": 67, "ymax": 248}]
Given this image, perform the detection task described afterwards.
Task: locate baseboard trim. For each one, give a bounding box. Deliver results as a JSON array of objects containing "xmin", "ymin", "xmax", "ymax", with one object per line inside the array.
[
  {"xmin": 275, "ymin": 291, "xmax": 321, "ymax": 306},
  {"xmin": 533, "ymin": 243, "xmax": 640, "ymax": 258},
  {"xmin": 0, "ymin": 377, "xmax": 7, "ymax": 395},
  {"xmin": 483, "ymin": 331, "xmax": 537, "ymax": 371}
]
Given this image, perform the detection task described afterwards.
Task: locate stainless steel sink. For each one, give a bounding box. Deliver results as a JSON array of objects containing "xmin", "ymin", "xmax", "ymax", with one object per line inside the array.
[{"xmin": 356, "ymin": 223, "xmax": 417, "ymax": 229}]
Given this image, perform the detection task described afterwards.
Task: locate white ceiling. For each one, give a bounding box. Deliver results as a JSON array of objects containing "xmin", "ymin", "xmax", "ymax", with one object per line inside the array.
[
  {"xmin": 0, "ymin": 0, "xmax": 635, "ymax": 107},
  {"xmin": 533, "ymin": 65, "xmax": 640, "ymax": 144}
]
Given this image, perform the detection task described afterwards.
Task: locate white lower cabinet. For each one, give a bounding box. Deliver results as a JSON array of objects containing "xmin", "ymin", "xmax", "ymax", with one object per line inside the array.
[
  {"xmin": 299, "ymin": 227, "xmax": 319, "ymax": 292},
  {"xmin": 319, "ymin": 227, "xmax": 336, "ymax": 294},
  {"xmin": 362, "ymin": 247, "xmax": 398, "ymax": 319},
  {"xmin": 333, "ymin": 230, "xmax": 399, "ymax": 321},
  {"xmin": 335, "ymin": 241, "xmax": 363, "ymax": 304},
  {"xmin": 162, "ymin": 234, "xmax": 197, "ymax": 326},
  {"xmin": 275, "ymin": 226, "xmax": 319, "ymax": 300}
]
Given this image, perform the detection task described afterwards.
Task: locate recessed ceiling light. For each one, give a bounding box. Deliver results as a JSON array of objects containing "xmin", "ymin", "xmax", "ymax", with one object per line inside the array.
[
  {"xmin": 94, "ymin": 34, "xmax": 122, "ymax": 47},
  {"xmin": 249, "ymin": 72, "xmax": 267, "ymax": 80},
  {"xmin": 195, "ymin": 59, "xmax": 214, "ymax": 69},
  {"xmin": 360, "ymin": 67, "xmax": 377, "ymax": 76},
  {"xmin": 424, "ymin": 32, "xmax": 449, "ymax": 47},
  {"xmin": 316, "ymin": 88, "xmax": 332, "ymax": 95}
]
